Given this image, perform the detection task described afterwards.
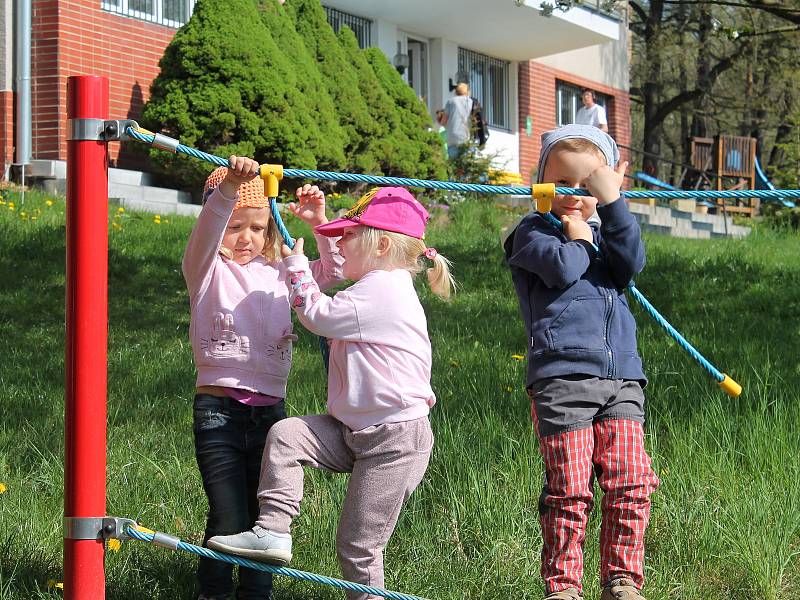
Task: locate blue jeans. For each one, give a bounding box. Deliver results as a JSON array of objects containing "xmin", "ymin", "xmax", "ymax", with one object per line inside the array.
[{"xmin": 193, "ymin": 394, "xmax": 286, "ymax": 600}]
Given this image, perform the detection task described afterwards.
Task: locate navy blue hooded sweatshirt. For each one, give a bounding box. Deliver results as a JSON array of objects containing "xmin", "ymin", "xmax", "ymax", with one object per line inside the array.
[{"xmin": 504, "ymin": 196, "xmax": 647, "ymax": 387}]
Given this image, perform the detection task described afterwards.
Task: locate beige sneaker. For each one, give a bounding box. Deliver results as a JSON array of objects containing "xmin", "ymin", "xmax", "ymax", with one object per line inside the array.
[
  {"xmin": 544, "ymin": 588, "xmax": 583, "ymax": 600},
  {"xmin": 600, "ymin": 578, "xmax": 646, "ymax": 600}
]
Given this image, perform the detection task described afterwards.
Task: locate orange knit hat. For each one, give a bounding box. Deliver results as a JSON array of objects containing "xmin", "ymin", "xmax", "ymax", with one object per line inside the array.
[{"xmin": 204, "ymin": 166, "xmax": 268, "ymax": 210}]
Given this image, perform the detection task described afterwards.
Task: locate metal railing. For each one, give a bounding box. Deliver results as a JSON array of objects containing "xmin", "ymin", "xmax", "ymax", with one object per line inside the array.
[{"xmin": 101, "ymin": 0, "xmax": 194, "ymax": 28}]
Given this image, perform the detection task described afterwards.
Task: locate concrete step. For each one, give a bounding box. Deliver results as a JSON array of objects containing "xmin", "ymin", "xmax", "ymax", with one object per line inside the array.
[
  {"xmin": 629, "ymin": 201, "xmax": 750, "ymax": 238},
  {"xmin": 109, "ymin": 167, "xmax": 156, "ymax": 187},
  {"xmin": 109, "ymin": 182, "xmax": 200, "ymax": 216}
]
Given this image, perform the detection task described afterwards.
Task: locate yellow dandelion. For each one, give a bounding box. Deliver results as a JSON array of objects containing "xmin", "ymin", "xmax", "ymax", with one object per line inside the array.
[
  {"xmin": 31, "ymin": 216, "xmax": 38, "ymax": 220},
  {"xmin": 449, "ymin": 359, "xmax": 461, "ymax": 368},
  {"xmin": 511, "ymin": 354, "xmax": 525, "ymax": 361},
  {"xmin": 506, "ymin": 386, "xmax": 514, "ymax": 393},
  {"xmin": 20, "ymin": 211, "xmax": 27, "ymax": 218},
  {"xmin": 117, "ymin": 206, "xmax": 125, "ymax": 213},
  {"xmin": 0, "ymin": 199, "xmax": 5, "ymax": 205},
  {"xmin": 107, "ymin": 538, "xmax": 121, "ymax": 552},
  {"xmin": 46, "ymin": 199, "xmax": 54, "ymax": 206},
  {"xmin": 0, "ymin": 483, "xmax": 6, "ymax": 493},
  {"xmin": 153, "ymin": 215, "xmax": 161, "ymax": 224},
  {"xmin": 46, "ymin": 579, "xmax": 64, "ymax": 590},
  {"xmin": 112, "ymin": 222, "xmax": 122, "ymax": 231}
]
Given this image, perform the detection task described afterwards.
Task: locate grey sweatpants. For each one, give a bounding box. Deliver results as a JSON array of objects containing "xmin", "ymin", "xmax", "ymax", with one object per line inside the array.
[{"xmin": 255, "ymin": 414, "xmax": 433, "ymax": 600}]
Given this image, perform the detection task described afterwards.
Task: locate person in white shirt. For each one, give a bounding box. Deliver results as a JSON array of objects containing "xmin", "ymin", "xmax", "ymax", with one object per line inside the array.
[
  {"xmin": 437, "ymin": 82, "xmax": 474, "ymax": 159},
  {"xmin": 574, "ymin": 89, "xmax": 609, "ymax": 133}
]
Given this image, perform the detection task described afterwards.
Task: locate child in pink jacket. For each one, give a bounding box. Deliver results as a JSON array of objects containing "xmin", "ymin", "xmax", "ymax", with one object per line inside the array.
[
  {"xmin": 209, "ymin": 187, "xmax": 455, "ymax": 600},
  {"xmin": 185, "ymin": 156, "xmax": 343, "ymax": 600}
]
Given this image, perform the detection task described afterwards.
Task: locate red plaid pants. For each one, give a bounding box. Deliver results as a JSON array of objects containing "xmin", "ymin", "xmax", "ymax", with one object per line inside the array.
[{"xmin": 533, "ymin": 417, "xmax": 659, "ymax": 593}]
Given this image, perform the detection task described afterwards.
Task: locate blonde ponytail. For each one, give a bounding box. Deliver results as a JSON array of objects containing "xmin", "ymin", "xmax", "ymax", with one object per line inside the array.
[
  {"xmin": 359, "ymin": 227, "xmax": 456, "ymax": 299},
  {"xmin": 425, "ymin": 251, "xmax": 456, "ymax": 300}
]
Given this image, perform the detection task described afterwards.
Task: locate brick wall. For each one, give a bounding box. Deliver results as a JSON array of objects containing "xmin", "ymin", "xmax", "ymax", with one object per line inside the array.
[
  {"xmin": 518, "ymin": 61, "xmax": 631, "ymax": 183},
  {"xmin": 32, "ymin": 0, "xmax": 177, "ymax": 167},
  {"xmin": 0, "ymin": 91, "xmax": 14, "ymax": 176}
]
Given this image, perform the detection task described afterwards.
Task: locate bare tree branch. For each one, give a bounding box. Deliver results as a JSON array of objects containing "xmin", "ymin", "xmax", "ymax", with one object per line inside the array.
[{"xmin": 648, "ymin": 43, "xmax": 749, "ymax": 129}]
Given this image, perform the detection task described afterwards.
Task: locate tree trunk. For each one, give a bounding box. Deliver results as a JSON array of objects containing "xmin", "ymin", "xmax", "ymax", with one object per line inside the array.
[{"xmin": 641, "ymin": 0, "xmax": 664, "ymax": 178}]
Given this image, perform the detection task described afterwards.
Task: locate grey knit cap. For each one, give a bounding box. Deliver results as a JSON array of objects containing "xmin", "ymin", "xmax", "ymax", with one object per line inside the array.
[{"xmin": 536, "ymin": 124, "xmax": 620, "ymax": 183}]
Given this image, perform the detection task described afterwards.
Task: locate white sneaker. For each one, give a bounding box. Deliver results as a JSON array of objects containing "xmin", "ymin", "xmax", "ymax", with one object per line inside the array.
[{"xmin": 207, "ymin": 525, "xmax": 292, "ymax": 566}]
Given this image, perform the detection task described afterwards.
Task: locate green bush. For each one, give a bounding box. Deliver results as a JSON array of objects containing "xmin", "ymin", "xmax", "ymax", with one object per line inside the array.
[
  {"xmin": 286, "ymin": 0, "xmax": 382, "ymax": 174},
  {"xmin": 760, "ymin": 203, "xmax": 800, "ymax": 231},
  {"xmin": 141, "ymin": 0, "xmax": 322, "ymax": 192},
  {"xmin": 258, "ymin": 0, "xmax": 346, "ymax": 172},
  {"xmin": 141, "ymin": 0, "xmax": 448, "ymax": 194},
  {"xmin": 365, "ymin": 47, "xmax": 448, "ymax": 182},
  {"xmin": 336, "ymin": 28, "xmax": 411, "ymax": 177}
]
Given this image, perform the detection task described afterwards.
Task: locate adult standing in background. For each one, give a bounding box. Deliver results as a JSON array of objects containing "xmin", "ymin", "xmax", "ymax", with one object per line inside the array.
[
  {"xmin": 575, "ymin": 89, "xmax": 608, "ymax": 133},
  {"xmin": 437, "ymin": 83, "xmax": 474, "ymax": 160}
]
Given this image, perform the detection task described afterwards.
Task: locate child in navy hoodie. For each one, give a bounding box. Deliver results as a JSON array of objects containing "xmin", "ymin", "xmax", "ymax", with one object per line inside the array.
[{"xmin": 504, "ymin": 125, "xmax": 659, "ymax": 600}]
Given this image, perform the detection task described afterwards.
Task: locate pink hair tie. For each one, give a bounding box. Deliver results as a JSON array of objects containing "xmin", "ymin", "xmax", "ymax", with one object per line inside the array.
[{"xmin": 424, "ymin": 247, "xmax": 438, "ymax": 260}]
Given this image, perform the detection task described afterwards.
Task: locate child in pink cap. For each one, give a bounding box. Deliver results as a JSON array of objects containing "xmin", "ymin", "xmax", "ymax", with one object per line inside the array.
[{"xmin": 209, "ymin": 187, "xmax": 455, "ymax": 600}]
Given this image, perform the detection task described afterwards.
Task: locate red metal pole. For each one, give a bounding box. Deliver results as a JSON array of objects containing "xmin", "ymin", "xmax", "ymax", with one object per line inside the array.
[{"xmin": 64, "ymin": 75, "xmax": 109, "ymax": 600}]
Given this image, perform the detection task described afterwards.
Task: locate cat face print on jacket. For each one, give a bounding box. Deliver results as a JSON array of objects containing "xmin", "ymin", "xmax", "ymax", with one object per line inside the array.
[{"xmin": 200, "ymin": 313, "xmax": 250, "ymax": 358}]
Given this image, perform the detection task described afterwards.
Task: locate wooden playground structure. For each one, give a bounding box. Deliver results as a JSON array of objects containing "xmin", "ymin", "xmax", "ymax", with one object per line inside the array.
[
  {"xmin": 626, "ymin": 134, "xmax": 763, "ymax": 218},
  {"xmin": 687, "ymin": 135, "xmax": 759, "ymax": 216}
]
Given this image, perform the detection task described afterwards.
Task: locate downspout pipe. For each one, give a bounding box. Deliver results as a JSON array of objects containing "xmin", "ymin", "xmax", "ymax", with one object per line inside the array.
[{"xmin": 15, "ymin": 0, "xmax": 31, "ymax": 169}]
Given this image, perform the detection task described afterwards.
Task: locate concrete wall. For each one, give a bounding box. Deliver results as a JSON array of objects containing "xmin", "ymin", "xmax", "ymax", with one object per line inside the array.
[
  {"xmin": 534, "ymin": 22, "xmax": 629, "ymax": 91},
  {"xmin": 371, "ymin": 18, "xmax": 397, "ymax": 62}
]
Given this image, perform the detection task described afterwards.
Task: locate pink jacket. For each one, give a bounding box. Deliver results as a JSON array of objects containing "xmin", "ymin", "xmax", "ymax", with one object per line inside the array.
[
  {"xmin": 284, "ymin": 255, "xmax": 435, "ymax": 431},
  {"xmin": 182, "ymin": 187, "xmax": 343, "ymax": 398}
]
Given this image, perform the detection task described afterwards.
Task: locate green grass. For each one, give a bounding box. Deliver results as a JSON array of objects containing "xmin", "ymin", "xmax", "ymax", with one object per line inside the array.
[{"xmin": 0, "ymin": 189, "xmax": 798, "ymax": 599}]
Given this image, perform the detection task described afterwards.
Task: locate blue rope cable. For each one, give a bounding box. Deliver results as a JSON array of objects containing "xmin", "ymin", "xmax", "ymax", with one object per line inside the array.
[
  {"xmin": 124, "ymin": 127, "xmax": 800, "ymax": 201},
  {"xmin": 627, "ymin": 285, "xmax": 723, "ymax": 382},
  {"xmin": 125, "ymin": 526, "xmax": 429, "ymax": 600},
  {"xmin": 541, "ymin": 212, "xmax": 725, "ymax": 383},
  {"xmin": 126, "ymin": 126, "xmax": 740, "ymax": 385},
  {"xmin": 126, "ymin": 126, "xmax": 739, "ymax": 388},
  {"xmin": 124, "ymin": 128, "xmax": 296, "ymax": 247},
  {"xmin": 270, "ymin": 197, "xmax": 294, "ymax": 249}
]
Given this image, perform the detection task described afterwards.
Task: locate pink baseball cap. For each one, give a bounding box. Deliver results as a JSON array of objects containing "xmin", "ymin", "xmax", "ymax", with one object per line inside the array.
[{"xmin": 314, "ymin": 187, "xmax": 429, "ymax": 239}]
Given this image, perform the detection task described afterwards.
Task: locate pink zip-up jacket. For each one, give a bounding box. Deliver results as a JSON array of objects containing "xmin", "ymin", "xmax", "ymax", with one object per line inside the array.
[
  {"xmin": 284, "ymin": 255, "xmax": 436, "ymax": 431},
  {"xmin": 182, "ymin": 187, "xmax": 343, "ymax": 398}
]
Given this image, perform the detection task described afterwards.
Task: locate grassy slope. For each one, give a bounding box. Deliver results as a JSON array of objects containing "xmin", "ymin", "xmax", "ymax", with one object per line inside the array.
[{"xmin": 0, "ymin": 190, "xmax": 798, "ymax": 599}]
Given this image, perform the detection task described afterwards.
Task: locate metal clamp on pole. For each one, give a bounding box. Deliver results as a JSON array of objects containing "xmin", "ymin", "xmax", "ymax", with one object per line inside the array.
[
  {"xmin": 67, "ymin": 118, "xmax": 140, "ymax": 141},
  {"xmin": 64, "ymin": 516, "xmax": 105, "ymax": 541},
  {"xmin": 67, "ymin": 118, "xmax": 105, "ymax": 142},
  {"xmin": 64, "ymin": 516, "xmax": 138, "ymax": 541}
]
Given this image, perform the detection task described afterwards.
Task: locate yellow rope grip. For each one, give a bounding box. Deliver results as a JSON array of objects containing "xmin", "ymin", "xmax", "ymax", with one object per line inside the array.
[
  {"xmin": 260, "ymin": 164, "xmax": 284, "ymax": 198},
  {"xmin": 532, "ymin": 183, "xmax": 555, "ymax": 213},
  {"xmin": 718, "ymin": 374, "xmax": 742, "ymax": 398},
  {"xmin": 134, "ymin": 525, "xmax": 156, "ymax": 535}
]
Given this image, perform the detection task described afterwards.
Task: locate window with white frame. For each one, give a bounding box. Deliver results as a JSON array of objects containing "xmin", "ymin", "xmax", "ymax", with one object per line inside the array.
[
  {"xmin": 102, "ymin": 0, "xmax": 195, "ymax": 27},
  {"xmin": 457, "ymin": 48, "xmax": 510, "ymax": 131},
  {"xmin": 556, "ymin": 81, "xmax": 609, "ymax": 126},
  {"xmin": 323, "ymin": 6, "xmax": 372, "ymax": 49}
]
